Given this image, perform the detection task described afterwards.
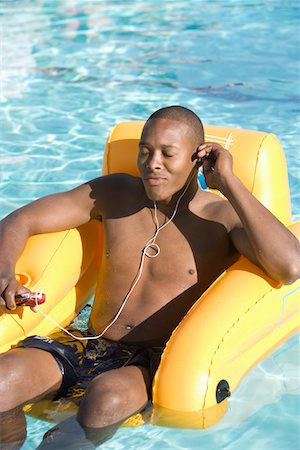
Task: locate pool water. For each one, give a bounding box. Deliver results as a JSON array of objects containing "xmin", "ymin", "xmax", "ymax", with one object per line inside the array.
[{"xmin": 0, "ymin": 0, "xmax": 299, "ymax": 448}]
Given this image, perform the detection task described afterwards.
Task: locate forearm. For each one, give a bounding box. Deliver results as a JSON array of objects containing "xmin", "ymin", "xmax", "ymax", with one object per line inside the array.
[
  {"xmin": 222, "ymin": 175, "xmax": 300, "ymax": 284},
  {"xmin": 0, "ymin": 212, "xmax": 30, "ymax": 274}
]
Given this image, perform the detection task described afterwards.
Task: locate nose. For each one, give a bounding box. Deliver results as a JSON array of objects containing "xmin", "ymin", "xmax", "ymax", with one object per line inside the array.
[{"xmin": 146, "ymin": 151, "xmax": 162, "ymax": 171}]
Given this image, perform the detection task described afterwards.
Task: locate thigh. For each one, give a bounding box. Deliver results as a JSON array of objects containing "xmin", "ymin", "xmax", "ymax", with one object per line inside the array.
[{"xmin": 0, "ymin": 347, "xmax": 63, "ymax": 410}]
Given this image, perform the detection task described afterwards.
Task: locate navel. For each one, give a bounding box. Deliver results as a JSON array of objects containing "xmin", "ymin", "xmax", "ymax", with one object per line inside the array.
[{"xmin": 188, "ymin": 268, "xmax": 195, "ymax": 275}]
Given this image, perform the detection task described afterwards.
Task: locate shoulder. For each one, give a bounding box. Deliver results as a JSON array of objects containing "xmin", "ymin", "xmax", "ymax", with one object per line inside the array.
[
  {"xmin": 193, "ymin": 189, "xmax": 238, "ymax": 231},
  {"xmin": 87, "ymin": 174, "xmax": 145, "ymax": 219},
  {"xmin": 88, "ymin": 173, "xmax": 141, "ymax": 193}
]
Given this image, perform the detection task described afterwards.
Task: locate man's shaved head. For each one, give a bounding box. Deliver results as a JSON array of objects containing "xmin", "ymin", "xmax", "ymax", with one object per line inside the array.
[{"xmin": 144, "ymin": 105, "xmax": 204, "ymax": 147}]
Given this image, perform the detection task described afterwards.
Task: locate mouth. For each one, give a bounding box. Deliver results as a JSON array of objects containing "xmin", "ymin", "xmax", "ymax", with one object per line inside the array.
[{"xmin": 143, "ymin": 177, "xmax": 166, "ymax": 186}]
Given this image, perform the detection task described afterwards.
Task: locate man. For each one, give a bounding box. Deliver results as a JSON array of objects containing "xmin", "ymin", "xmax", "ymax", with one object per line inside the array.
[{"xmin": 0, "ymin": 106, "xmax": 299, "ymax": 449}]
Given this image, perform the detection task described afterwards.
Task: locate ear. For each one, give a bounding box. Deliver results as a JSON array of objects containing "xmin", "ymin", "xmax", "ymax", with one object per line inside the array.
[{"xmin": 191, "ymin": 150, "xmax": 203, "ymax": 167}]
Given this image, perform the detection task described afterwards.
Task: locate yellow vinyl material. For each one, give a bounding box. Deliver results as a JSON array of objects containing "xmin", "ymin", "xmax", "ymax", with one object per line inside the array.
[
  {"xmin": 1, "ymin": 122, "xmax": 299, "ymax": 429},
  {"xmin": 0, "ymin": 221, "xmax": 103, "ymax": 353},
  {"xmin": 103, "ymin": 122, "xmax": 299, "ymax": 428}
]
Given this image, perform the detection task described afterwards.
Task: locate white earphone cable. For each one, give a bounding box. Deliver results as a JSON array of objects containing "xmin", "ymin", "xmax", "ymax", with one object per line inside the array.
[{"xmin": 34, "ymin": 171, "xmax": 196, "ymax": 341}]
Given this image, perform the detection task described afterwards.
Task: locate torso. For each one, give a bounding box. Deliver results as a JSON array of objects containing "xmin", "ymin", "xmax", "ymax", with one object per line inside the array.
[{"xmin": 89, "ymin": 175, "xmax": 239, "ymax": 346}]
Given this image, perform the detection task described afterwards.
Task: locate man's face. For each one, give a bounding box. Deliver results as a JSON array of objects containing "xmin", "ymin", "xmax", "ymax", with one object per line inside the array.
[{"xmin": 137, "ymin": 118, "xmax": 197, "ymax": 203}]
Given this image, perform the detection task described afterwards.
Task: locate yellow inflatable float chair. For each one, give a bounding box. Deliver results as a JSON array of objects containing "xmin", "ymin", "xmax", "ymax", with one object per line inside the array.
[{"xmin": 0, "ymin": 122, "xmax": 299, "ymax": 429}]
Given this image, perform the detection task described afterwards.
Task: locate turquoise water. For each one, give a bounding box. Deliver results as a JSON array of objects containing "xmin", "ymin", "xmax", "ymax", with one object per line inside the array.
[{"xmin": 0, "ymin": 0, "xmax": 299, "ymax": 448}]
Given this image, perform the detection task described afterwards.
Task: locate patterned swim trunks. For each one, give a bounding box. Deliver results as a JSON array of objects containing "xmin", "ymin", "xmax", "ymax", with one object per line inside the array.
[{"xmin": 17, "ymin": 327, "xmax": 163, "ymax": 402}]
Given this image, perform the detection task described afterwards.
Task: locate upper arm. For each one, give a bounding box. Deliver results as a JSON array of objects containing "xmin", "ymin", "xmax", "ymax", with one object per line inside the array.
[
  {"xmin": 7, "ymin": 174, "xmax": 140, "ymax": 236},
  {"xmin": 229, "ymin": 224, "xmax": 261, "ymax": 267},
  {"xmin": 226, "ymin": 205, "xmax": 261, "ymax": 267},
  {"xmin": 14, "ymin": 181, "xmax": 97, "ymax": 235},
  {"xmin": 200, "ymin": 194, "xmax": 259, "ymax": 266}
]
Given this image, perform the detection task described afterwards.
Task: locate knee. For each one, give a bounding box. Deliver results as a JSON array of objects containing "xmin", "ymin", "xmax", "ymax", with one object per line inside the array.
[
  {"xmin": 79, "ymin": 375, "xmax": 128, "ymax": 427},
  {"xmin": 78, "ymin": 369, "xmax": 147, "ymax": 429}
]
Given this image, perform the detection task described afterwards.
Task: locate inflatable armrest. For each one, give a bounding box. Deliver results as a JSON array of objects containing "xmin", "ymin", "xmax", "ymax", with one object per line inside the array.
[
  {"xmin": 0, "ymin": 221, "xmax": 103, "ymax": 353},
  {"xmin": 152, "ymin": 222, "xmax": 300, "ymax": 427}
]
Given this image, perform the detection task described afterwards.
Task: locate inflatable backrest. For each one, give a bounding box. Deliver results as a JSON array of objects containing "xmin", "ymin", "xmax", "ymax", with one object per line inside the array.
[{"xmin": 102, "ymin": 121, "xmax": 291, "ymax": 224}]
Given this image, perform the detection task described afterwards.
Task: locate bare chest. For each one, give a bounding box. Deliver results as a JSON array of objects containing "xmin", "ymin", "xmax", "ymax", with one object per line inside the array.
[
  {"xmin": 102, "ymin": 210, "xmax": 233, "ymax": 288},
  {"xmin": 91, "ymin": 207, "xmax": 237, "ymax": 343}
]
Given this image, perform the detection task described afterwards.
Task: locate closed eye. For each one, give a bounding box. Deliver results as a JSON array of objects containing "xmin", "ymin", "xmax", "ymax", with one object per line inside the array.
[
  {"xmin": 138, "ymin": 146, "xmax": 150, "ymax": 156},
  {"xmin": 161, "ymin": 144, "xmax": 178, "ymax": 158}
]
